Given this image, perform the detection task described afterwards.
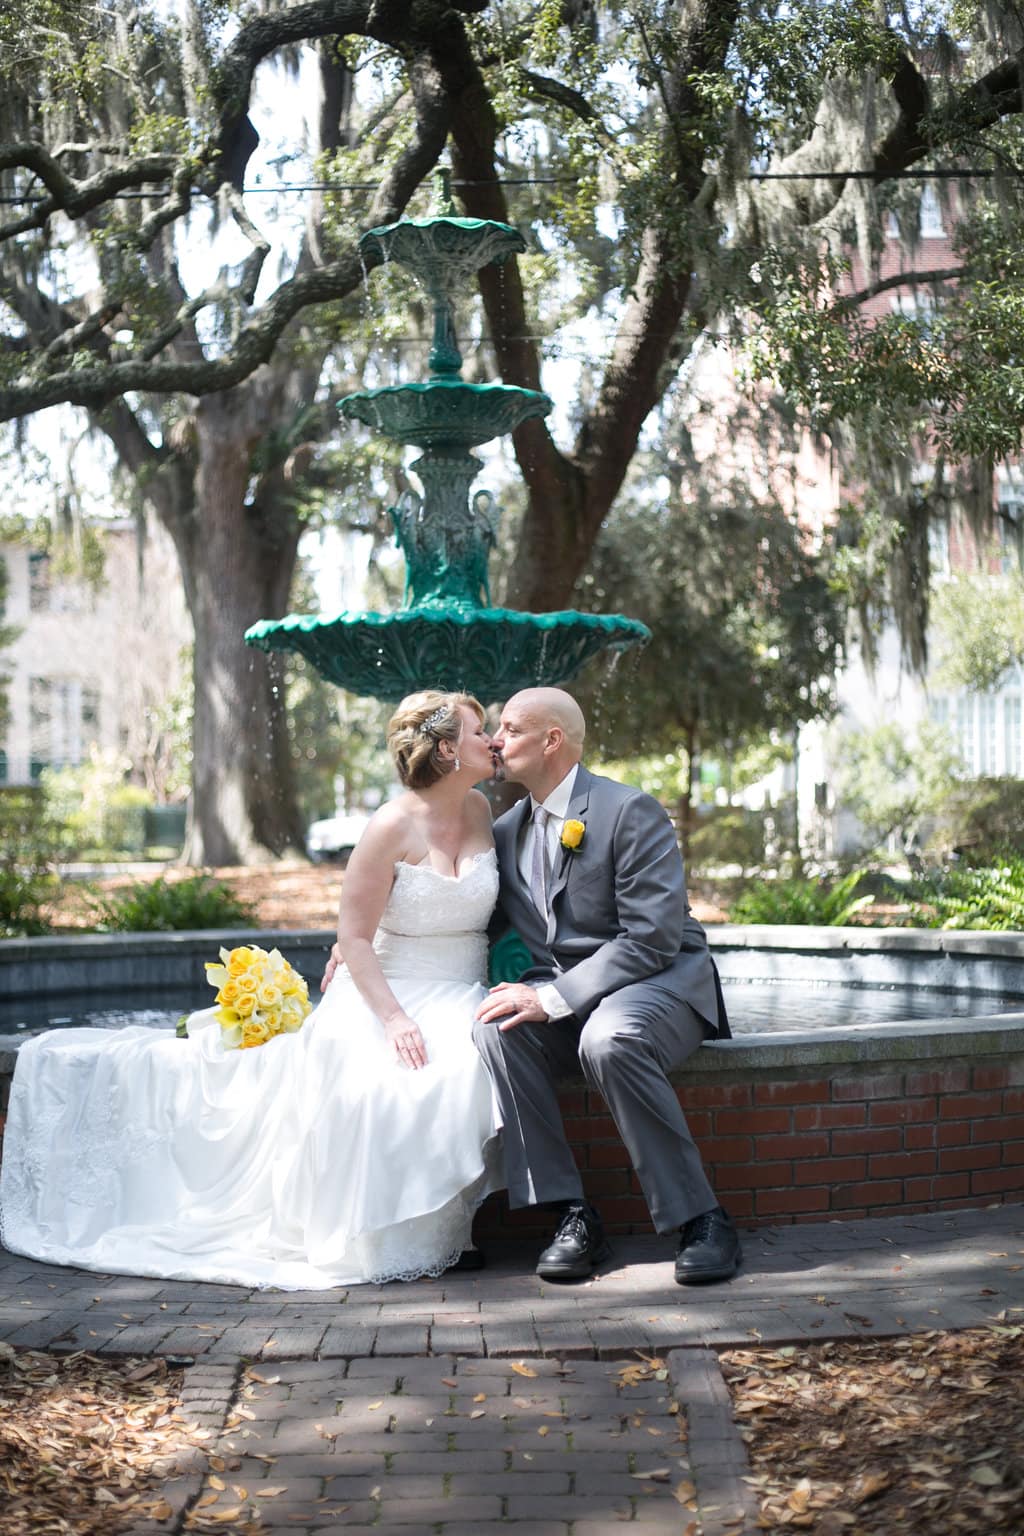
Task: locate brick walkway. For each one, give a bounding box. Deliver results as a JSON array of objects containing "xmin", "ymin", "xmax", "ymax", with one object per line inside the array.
[{"xmin": 2, "ymin": 1204, "xmax": 1022, "ymax": 1534}]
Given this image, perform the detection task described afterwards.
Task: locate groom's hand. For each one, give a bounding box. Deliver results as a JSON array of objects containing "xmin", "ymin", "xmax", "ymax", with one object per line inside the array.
[
  {"xmin": 476, "ymin": 982, "xmax": 548, "ymax": 1032},
  {"xmin": 320, "ymin": 941, "xmax": 343, "ymax": 993}
]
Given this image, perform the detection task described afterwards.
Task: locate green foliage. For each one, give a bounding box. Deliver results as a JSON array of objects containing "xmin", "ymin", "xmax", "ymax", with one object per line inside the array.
[
  {"xmin": 689, "ymin": 808, "xmax": 767, "ymax": 875},
  {"xmin": 0, "ymin": 787, "xmax": 65, "ymax": 937},
  {"xmin": 904, "ymin": 854, "xmax": 1024, "ymax": 930},
  {"xmin": 931, "ymin": 776, "xmax": 1024, "ymax": 860},
  {"xmin": 42, "ymin": 751, "xmax": 153, "ymax": 858},
  {"xmin": 729, "ymin": 869, "xmax": 875, "ymax": 926},
  {"xmin": 834, "ymin": 719, "xmax": 964, "ymax": 855},
  {"xmin": 90, "ymin": 875, "xmax": 256, "ymax": 933},
  {"xmin": 0, "ymin": 551, "xmax": 19, "ymax": 738},
  {"xmin": 932, "ymin": 570, "xmax": 1024, "ymax": 693}
]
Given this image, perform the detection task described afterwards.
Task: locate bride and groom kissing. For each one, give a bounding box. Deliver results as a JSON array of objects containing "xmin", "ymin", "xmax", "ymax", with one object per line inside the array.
[{"xmin": 1, "ymin": 687, "xmax": 740, "ymax": 1293}]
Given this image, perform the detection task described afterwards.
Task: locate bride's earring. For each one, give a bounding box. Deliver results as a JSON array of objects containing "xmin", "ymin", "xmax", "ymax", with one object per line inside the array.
[{"xmin": 453, "ymin": 754, "xmax": 461, "ymax": 772}]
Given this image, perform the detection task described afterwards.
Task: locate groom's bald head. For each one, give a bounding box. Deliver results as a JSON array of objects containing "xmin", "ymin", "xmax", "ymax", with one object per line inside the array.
[
  {"xmin": 494, "ymin": 689, "xmax": 586, "ymax": 798},
  {"xmin": 507, "ymin": 689, "xmax": 586, "ymax": 753}
]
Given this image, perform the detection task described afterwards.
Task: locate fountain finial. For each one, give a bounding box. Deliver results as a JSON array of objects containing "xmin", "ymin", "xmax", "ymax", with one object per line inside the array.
[{"xmin": 433, "ymin": 166, "xmax": 456, "ymax": 218}]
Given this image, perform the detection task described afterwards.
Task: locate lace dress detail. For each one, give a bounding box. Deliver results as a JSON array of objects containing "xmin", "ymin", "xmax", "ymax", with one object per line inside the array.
[{"xmin": 0, "ymin": 851, "xmax": 502, "ymax": 1289}]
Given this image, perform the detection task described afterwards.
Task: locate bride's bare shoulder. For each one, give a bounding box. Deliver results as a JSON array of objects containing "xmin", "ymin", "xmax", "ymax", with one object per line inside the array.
[
  {"xmin": 354, "ymin": 797, "xmax": 419, "ymax": 862},
  {"xmin": 467, "ymin": 788, "xmax": 496, "ymax": 832}
]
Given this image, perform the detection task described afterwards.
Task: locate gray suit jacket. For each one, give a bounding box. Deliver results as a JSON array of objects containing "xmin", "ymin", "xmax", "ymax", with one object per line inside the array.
[{"xmin": 492, "ymin": 765, "xmax": 729, "ymax": 1038}]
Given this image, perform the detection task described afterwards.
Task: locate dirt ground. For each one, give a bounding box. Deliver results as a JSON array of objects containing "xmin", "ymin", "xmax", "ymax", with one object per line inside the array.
[{"xmin": 50, "ymin": 861, "xmax": 734, "ymax": 931}]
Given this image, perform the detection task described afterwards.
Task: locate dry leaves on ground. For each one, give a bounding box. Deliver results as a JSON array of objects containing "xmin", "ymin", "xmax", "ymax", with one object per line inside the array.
[
  {"xmin": 0, "ymin": 1347, "xmax": 215, "ymax": 1535},
  {"xmin": 720, "ymin": 1325, "xmax": 1024, "ymax": 1533}
]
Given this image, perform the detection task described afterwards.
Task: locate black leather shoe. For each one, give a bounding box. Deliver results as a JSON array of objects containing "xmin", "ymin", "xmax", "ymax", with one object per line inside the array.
[
  {"xmin": 536, "ymin": 1203, "xmax": 610, "ymax": 1280},
  {"xmin": 674, "ymin": 1206, "xmax": 741, "ymax": 1284}
]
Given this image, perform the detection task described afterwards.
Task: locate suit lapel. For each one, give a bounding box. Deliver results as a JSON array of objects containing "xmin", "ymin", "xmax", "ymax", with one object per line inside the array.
[{"xmin": 546, "ymin": 765, "xmax": 593, "ymax": 920}]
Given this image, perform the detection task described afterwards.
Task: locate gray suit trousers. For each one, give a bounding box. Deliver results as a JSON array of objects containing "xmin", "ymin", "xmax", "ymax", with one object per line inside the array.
[{"xmin": 472, "ymin": 979, "xmax": 716, "ymax": 1234}]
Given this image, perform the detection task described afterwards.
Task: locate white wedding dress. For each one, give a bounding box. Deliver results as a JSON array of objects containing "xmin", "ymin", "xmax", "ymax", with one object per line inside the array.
[{"xmin": 0, "ymin": 852, "xmax": 502, "ymax": 1289}]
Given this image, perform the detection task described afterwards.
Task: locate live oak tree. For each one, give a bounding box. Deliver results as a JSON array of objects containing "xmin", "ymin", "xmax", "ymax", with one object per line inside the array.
[{"xmin": 7, "ymin": 2, "xmax": 1024, "ymax": 858}]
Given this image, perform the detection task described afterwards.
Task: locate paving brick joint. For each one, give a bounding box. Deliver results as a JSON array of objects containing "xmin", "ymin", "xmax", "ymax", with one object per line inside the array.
[{"xmin": 2, "ymin": 1204, "xmax": 1022, "ymax": 1533}]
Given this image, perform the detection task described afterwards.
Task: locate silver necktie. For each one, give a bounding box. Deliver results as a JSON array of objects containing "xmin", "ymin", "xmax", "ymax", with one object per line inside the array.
[{"xmin": 529, "ymin": 804, "xmax": 551, "ymax": 916}]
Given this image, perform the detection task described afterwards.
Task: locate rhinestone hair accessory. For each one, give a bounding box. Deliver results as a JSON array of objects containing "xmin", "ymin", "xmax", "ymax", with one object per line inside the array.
[{"xmin": 419, "ymin": 704, "xmax": 450, "ymax": 736}]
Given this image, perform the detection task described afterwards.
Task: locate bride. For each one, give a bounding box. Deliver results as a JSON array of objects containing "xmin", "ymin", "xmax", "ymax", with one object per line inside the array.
[{"xmin": 0, "ymin": 691, "xmax": 503, "ymax": 1289}]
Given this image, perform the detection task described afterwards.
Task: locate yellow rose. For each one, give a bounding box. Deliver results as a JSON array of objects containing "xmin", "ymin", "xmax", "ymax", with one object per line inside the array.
[
  {"xmin": 257, "ymin": 982, "xmax": 282, "ymax": 1010},
  {"xmin": 235, "ymin": 971, "xmax": 259, "ymax": 995},
  {"xmin": 227, "ymin": 946, "xmax": 257, "ymax": 976},
  {"xmin": 561, "ymin": 818, "xmax": 586, "ymax": 851},
  {"xmin": 217, "ymin": 979, "xmax": 240, "ymax": 1007},
  {"xmin": 235, "ymin": 993, "xmax": 256, "ymax": 1018},
  {"xmin": 241, "ymin": 1018, "xmax": 272, "ymax": 1049}
]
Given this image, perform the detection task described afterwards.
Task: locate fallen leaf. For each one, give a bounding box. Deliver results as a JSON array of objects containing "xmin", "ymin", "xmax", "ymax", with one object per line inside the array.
[{"xmin": 511, "ymin": 1363, "xmax": 538, "ymax": 1378}]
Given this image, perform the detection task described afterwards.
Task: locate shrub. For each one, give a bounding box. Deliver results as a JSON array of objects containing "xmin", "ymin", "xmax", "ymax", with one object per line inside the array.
[
  {"xmin": 42, "ymin": 751, "xmax": 153, "ymax": 858},
  {"xmin": 90, "ymin": 875, "xmax": 256, "ymax": 932},
  {"xmin": 729, "ymin": 869, "xmax": 875, "ymax": 926},
  {"xmin": 0, "ymin": 786, "xmax": 64, "ymax": 936},
  {"xmin": 904, "ymin": 853, "xmax": 1024, "ymax": 930},
  {"xmin": 931, "ymin": 777, "xmax": 1024, "ymax": 860},
  {"xmin": 688, "ymin": 808, "xmax": 767, "ymax": 874}
]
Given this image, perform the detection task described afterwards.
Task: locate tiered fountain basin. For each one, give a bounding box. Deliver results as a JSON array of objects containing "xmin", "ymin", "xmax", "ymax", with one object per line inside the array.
[
  {"xmin": 246, "ymin": 606, "xmax": 649, "ymax": 703},
  {"xmin": 340, "ymin": 379, "xmax": 552, "ymax": 449},
  {"xmin": 3, "ymin": 926, "xmax": 1023, "ymax": 1231}
]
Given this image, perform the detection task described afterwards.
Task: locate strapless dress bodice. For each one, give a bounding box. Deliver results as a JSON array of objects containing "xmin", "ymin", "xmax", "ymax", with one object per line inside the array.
[{"xmin": 370, "ymin": 849, "xmax": 498, "ymax": 984}]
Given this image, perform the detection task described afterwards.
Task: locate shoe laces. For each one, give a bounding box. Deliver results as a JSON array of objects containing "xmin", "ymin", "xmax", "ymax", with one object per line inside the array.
[
  {"xmin": 681, "ymin": 1208, "xmax": 719, "ymax": 1244},
  {"xmin": 555, "ymin": 1204, "xmax": 591, "ymax": 1244}
]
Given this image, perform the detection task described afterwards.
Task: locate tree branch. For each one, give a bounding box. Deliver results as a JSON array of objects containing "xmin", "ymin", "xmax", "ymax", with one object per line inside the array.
[
  {"xmin": 0, "ymin": 142, "xmax": 178, "ymax": 241},
  {"xmin": 837, "ymin": 265, "xmax": 966, "ymax": 310}
]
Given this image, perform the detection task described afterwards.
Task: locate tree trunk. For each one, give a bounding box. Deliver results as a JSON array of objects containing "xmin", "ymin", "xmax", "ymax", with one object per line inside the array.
[
  {"xmin": 179, "ymin": 391, "xmax": 305, "ymax": 865},
  {"xmin": 677, "ymin": 722, "xmax": 699, "ymax": 861}
]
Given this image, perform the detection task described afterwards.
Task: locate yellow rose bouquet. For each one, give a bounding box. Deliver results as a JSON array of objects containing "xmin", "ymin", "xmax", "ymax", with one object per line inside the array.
[{"xmin": 204, "ymin": 944, "xmax": 313, "ymax": 1051}]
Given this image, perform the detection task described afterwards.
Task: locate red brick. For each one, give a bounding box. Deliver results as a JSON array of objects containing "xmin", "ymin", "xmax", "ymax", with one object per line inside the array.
[
  {"xmin": 972, "ymin": 1064, "xmax": 1011, "ymax": 1091},
  {"xmin": 937, "ymin": 1121, "xmax": 971, "ymax": 1148},
  {"xmin": 909, "ymin": 1176, "xmax": 969, "ymax": 1200},
  {"xmin": 681, "ymin": 1082, "xmax": 753, "ymax": 1109},
  {"xmin": 976, "ymin": 1113, "xmax": 1024, "ymax": 1142},
  {"xmin": 793, "ymin": 1104, "xmax": 866, "ymax": 1131},
  {"xmin": 753, "ymin": 1080, "xmax": 831, "ymax": 1106},
  {"xmin": 755, "ymin": 1186, "xmax": 830, "ymax": 1216},
  {"xmin": 905, "ymin": 1067, "xmax": 969, "ymax": 1095},
  {"xmin": 939, "ymin": 1145, "xmax": 1002, "ymax": 1173},
  {"xmin": 564, "ymin": 1116, "xmax": 617, "ymax": 1143},
  {"xmin": 1005, "ymin": 1088, "xmax": 1024, "ymax": 1112},
  {"xmin": 794, "ymin": 1155, "xmax": 866, "ymax": 1185},
  {"xmin": 831, "ymin": 1180, "xmax": 903, "ymax": 1209},
  {"xmin": 832, "ymin": 1127, "xmax": 902, "ymax": 1156},
  {"xmin": 722, "ymin": 1190, "xmax": 755, "ymax": 1220},
  {"xmin": 697, "ymin": 1135, "xmax": 753, "ymax": 1164},
  {"xmin": 682, "ymin": 1110, "xmax": 713, "ymax": 1139},
  {"xmin": 869, "ymin": 1098, "xmax": 936, "ymax": 1126},
  {"xmin": 581, "ymin": 1169, "xmax": 632, "ymax": 1196},
  {"xmin": 833, "ymin": 1074, "xmax": 904, "ymax": 1102},
  {"xmin": 714, "ymin": 1160, "xmax": 792, "ymax": 1189},
  {"xmin": 868, "ymin": 1151, "xmax": 937, "ymax": 1179},
  {"xmin": 588, "ymin": 1140, "xmax": 630, "ymax": 1169},
  {"xmin": 972, "ymin": 1168, "xmax": 1024, "ymax": 1196},
  {"xmin": 1003, "ymin": 1141, "xmax": 1024, "ymax": 1164},
  {"xmin": 905, "ymin": 1125, "xmax": 937, "ymax": 1150},
  {"xmin": 715, "ymin": 1107, "xmax": 791, "ymax": 1135},
  {"xmin": 755, "ymin": 1132, "xmax": 830, "ymax": 1160},
  {"xmin": 938, "ymin": 1091, "xmax": 1003, "ymax": 1120},
  {"xmin": 598, "ymin": 1196, "xmax": 655, "ymax": 1226},
  {"xmin": 558, "ymin": 1091, "xmax": 588, "ymax": 1116}
]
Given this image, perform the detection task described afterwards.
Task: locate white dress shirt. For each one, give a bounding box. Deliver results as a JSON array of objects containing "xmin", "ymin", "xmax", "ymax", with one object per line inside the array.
[{"xmin": 517, "ymin": 765, "xmax": 578, "ymax": 1020}]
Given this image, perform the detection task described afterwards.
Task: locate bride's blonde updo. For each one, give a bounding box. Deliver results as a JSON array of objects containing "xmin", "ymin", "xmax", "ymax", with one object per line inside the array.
[{"xmin": 386, "ymin": 690, "xmax": 485, "ymax": 789}]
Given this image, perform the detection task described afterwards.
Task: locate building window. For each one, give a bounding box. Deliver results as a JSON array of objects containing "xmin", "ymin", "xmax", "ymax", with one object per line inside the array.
[
  {"xmin": 978, "ymin": 693, "xmax": 998, "ymax": 774},
  {"xmin": 28, "ymin": 677, "xmax": 100, "ymax": 772},
  {"xmin": 1005, "ymin": 694, "xmax": 1022, "ymax": 777},
  {"xmin": 919, "ymin": 183, "xmax": 946, "ymax": 238},
  {"xmin": 29, "ymin": 552, "xmax": 51, "ymax": 611}
]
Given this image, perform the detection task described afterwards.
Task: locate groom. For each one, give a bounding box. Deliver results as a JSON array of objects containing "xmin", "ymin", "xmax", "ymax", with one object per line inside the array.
[{"xmin": 474, "ymin": 687, "xmax": 740, "ymax": 1285}]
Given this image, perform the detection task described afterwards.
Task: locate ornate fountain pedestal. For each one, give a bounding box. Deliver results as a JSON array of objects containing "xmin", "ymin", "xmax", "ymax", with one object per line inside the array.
[{"xmin": 245, "ymin": 185, "xmax": 648, "ymax": 702}]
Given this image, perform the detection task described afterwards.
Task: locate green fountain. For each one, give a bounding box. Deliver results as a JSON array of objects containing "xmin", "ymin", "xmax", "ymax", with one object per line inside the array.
[{"xmin": 245, "ymin": 177, "xmax": 649, "ymax": 702}]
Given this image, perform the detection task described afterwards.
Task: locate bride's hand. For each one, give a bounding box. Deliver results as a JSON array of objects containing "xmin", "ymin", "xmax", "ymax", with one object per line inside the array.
[
  {"xmin": 383, "ymin": 1012, "xmax": 428, "ymax": 1070},
  {"xmin": 321, "ymin": 941, "xmax": 343, "ymax": 993}
]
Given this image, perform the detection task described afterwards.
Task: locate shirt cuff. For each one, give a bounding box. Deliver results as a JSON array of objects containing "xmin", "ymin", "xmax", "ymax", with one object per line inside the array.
[{"xmin": 535, "ymin": 982, "xmax": 573, "ymax": 1019}]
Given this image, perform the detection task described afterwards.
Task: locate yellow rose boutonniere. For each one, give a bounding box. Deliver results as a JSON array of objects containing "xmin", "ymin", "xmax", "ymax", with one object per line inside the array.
[{"xmin": 561, "ymin": 818, "xmax": 586, "ymax": 852}]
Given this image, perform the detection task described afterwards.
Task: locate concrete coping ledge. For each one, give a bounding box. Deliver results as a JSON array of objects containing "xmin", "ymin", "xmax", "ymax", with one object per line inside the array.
[
  {"xmin": 4, "ymin": 923, "xmax": 1024, "ymax": 963},
  {"xmin": 3, "ymin": 1013, "xmax": 1021, "ymax": 1080}
]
